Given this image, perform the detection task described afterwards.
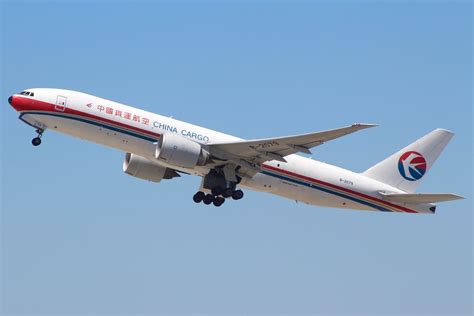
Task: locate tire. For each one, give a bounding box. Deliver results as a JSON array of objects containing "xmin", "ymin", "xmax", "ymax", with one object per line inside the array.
[
  {"xmin": 232, "ymin": 189, "xmax": 244, "ymax": 200},
  {"xmin": 222, "ymin": 188, "xmax": 233, "ymax": 198},
  {"xmin": 213, "ymin": 197, "xmax": 225, "ymax": 207},
  {"xmin": 203, "ymin": 194, "xmax": 214, "ymax": 205},
  {"xmin": 32, "ymin": 137, "xmax": 41, "ymax": 146},
  {"xmin": 193, "ymin": 191, "xmax": 205, "ymax": 203}
]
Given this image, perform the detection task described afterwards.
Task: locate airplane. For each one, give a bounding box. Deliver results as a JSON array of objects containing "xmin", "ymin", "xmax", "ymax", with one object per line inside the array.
[{"xmin": 8, "ymin": 88, "xmax": 463, "ymax": 213}]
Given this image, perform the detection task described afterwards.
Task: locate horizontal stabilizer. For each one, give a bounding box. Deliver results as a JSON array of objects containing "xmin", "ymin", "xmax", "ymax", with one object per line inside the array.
[{"xmin": 379, "ymin": 192, "xmax": 464, "ymax": 204}]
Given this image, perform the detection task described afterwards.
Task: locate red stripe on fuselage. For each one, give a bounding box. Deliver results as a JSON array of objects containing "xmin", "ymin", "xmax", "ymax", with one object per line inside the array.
[
  {"xmin": 12, "ymin": 96, "xmax": 161, "ymax": 139},
  {"xmin": 261, "ymin": 164, "xmax": 418, "ymax": 213}
]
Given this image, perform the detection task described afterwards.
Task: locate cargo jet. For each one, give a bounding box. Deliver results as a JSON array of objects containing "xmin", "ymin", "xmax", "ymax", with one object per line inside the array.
[{"xmin": 8, "ymin": 88, "xmax": 463, "ymax": 212}]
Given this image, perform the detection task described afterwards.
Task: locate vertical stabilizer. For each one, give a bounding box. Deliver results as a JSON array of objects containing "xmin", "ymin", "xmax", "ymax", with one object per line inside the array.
[{"xmin": 362, "ymin": 129, "xmax": 454, "ymax": 193}]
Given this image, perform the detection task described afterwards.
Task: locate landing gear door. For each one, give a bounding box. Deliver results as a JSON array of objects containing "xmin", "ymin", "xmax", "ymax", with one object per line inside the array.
[{"xmin": 55, "ymin": 95, "xmax": 67, "ymax": 112}]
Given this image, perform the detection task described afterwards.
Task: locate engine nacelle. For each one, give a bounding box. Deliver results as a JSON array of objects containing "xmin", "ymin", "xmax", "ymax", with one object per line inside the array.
[
  {"xmin": 155, "ymin": 133, "xmax": 209, "ymax": 169},
  {"xmin": 123, "ymin": 153, "xmax": 178, "ymax": 183}
]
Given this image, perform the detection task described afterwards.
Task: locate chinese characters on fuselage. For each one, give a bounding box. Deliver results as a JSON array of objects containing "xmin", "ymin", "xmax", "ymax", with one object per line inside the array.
[{"xmin": 95, "ymin": 104, "xmax": 209, "ymax": 142}]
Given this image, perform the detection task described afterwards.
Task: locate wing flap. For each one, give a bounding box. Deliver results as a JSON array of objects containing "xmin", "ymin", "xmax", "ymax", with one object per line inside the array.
[{"xmin": 379, "ymin": 192, "xmax": 464, "ymax": 204}]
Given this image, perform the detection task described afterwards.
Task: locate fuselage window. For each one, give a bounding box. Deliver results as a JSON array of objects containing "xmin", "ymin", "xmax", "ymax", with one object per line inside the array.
[{"xmin": 30, "ymin": 92, "xmax": 34, "ymax": 97}]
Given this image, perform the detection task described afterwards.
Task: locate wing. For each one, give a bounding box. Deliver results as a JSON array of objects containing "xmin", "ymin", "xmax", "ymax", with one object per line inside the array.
[{"xmin": 206, "ymin": 123, "xmax": 376, "ymax": 164}]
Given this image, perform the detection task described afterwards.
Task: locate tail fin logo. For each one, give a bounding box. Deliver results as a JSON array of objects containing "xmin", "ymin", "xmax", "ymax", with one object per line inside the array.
[{"xmin": 398, "ymin": 151, "xmax": 427, "ymax": 181}]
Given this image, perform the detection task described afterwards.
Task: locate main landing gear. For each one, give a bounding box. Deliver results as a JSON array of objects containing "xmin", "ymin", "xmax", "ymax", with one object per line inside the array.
[
  {"xmin": 31, "ymin": 128, "xmax": 44, "ymax": 147},
  {"xmin": 193, "ymin": 168, "xmax": 244, "ymax": 207},
  {"xmin": 193, "ymin": 187, "xmax": 244, "ymax": 207}
]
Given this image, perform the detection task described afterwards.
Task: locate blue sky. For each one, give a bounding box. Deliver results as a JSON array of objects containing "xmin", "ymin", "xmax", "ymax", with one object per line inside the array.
[{"xmin": 1, "ymin": 1, "xmax": 472, "ymax": 315}]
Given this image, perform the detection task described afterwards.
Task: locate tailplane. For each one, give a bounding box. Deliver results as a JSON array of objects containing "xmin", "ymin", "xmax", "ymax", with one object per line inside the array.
[
  {"xmin": 363, "ymin": 129, "xmax": 454, "ymax": 193},
  {"xmin": 378, "ymin": 192, "xmax": 464, "ymax": 204}
]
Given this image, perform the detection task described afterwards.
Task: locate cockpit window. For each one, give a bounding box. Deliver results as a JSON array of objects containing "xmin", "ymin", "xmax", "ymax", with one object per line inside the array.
[{"xmin": 18, "ymin": 91, "xmax": 34, "ymax": 96}]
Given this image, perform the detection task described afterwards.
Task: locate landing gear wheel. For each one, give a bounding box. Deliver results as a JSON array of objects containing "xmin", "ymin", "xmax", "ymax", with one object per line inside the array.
[
  {"xmin": 211, "ymin": 186, "xmax": 224, "ymax": 196},
  {"xmin": 32, "ymin": 128, "xmax": 44, "ymax": 146},
  {"xmin": 203, "ymin": 194, "xmax": 214, "ymax": 205},
  {"xmin": 193, "ymin": 191, "xmax": 205, "ymax": 203},
  {"xmin": 32, "ymin": 137, "xmax": 42, "ymax": 146},
  {"xmin": 222, "ymin": 188, "xmax": 233, "ymax": 198},
  {"xmin": 213, "ymin": 197, "xmax": 225, "ymax": 207},
  {"xmin": 232, "ymin": 189, "xmax": 244, "ymax": 200}
]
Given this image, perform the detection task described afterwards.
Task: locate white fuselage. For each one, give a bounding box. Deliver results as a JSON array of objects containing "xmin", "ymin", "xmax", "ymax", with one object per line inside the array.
[{"xmin": 10, "ymin": 88, "xmax": 429, "ymax": 213}]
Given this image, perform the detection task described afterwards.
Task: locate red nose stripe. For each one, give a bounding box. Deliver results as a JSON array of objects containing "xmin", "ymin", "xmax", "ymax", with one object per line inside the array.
[{"xmin": 13, "ymin": 96, "xmax": 161, "ymax": 139}]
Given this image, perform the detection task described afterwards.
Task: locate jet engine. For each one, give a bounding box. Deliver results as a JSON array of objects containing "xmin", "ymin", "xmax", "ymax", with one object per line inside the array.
[
  {"xmin": 155, "ymin": 133, "xmax": 209, "ymax": 169},
  {"xmin": 123, "ymin": 153, "xmax": 180, "ymax": 183}
]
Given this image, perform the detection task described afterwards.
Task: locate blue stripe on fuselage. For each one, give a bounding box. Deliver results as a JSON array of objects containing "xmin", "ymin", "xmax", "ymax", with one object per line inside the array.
[{"xmin": 261, "ymin": 170, "xmax": 393, "ymax": 212}]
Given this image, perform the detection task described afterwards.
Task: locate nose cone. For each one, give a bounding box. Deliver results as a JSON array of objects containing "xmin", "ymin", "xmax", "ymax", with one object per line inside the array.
[{"xmin": 8, "ymin": 95, "xmax": 23, "ymax": 111}]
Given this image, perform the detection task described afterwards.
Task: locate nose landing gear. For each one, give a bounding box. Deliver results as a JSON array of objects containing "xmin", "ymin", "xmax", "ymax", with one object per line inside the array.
[{"xmin": 31, "ymin": 128, "xmax": 44, "ymax": 146}]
